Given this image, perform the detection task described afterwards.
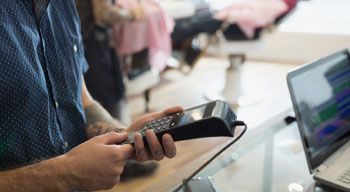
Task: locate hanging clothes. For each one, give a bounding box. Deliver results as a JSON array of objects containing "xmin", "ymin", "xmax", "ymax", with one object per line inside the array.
[
  {"xmin": 111, "ymin": 0, "xmax": 174, "ymax": 71},
  {"xmin": 215, "ymin": 0, "xmax": 289, "ymax": 38}
]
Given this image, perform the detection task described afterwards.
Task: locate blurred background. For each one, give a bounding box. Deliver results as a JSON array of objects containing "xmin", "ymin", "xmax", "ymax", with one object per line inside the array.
[
  {"xmin": 95, "ymin": 0, "xmax": 349, "ymax": 124},
  {"xmin": 75, "ymin": 0, "xmax": 350, "ymax": 191}
]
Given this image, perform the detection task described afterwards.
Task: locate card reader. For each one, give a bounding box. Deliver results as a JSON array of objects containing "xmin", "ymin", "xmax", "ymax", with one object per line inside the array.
[{"xmin": 122, "ymin": 100, "xmax": 238, "ymax": 145}]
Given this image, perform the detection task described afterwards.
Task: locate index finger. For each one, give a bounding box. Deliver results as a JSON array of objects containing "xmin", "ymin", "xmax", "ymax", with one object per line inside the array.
[
  {"xmin": 137, "ymin": 106, "xmax": 183, "ymax": 124},
  {"xmin": 161, "ymin": 106, "xmax": 184, "ymax": 116},
  {"xmin": 129, "ymin": 106, "xmax": 184, "ymax": 132},
  {"xmin": 147, "ymin": 106, "xmax": 184, "ymax": 123}
]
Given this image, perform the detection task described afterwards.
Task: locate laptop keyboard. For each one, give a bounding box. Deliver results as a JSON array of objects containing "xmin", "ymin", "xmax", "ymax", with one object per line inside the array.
[{"xmin": 338, "ymin": 168, "xmax": 350, "ymax": 184}]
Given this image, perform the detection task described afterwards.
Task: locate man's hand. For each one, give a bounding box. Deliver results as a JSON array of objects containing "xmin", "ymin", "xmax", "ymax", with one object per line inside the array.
[
  {"xmin": 126, "ymin": 106, "xmax": 183, "ymax": 162},
  {"xmin": 63, "ymin": 132, "xmax": 133, "ymax": 191},
  {"xmin": 0, "ymin": 132, "xmax": 133, "ymax": 192},
  {"xmin": 82, "ymin": 78, "xmax": 183, "ymax": 162}
]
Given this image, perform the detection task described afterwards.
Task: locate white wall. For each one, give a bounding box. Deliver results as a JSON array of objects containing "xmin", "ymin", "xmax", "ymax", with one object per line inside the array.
[{"xmin": 248, "ymin": 0, "xmax": 350, "ymax": 64}]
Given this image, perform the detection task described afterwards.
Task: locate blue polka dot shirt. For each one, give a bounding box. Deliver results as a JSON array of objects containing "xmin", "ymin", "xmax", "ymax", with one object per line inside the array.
[{"xmin": 0, "ymin": 0, "xmax": 89, "ymax": 169}]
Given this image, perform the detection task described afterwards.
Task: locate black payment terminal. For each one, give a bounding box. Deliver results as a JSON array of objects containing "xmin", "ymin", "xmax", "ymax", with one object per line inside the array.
[{"xmin": 122, "ymin": 100, "xmax": 238, "ymax": 145}]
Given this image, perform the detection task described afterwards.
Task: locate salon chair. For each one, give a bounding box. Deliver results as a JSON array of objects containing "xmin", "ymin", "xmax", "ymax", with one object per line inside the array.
[{"xmin": 204, "ymin": 26, "xmax": 266, "ymax": 107}]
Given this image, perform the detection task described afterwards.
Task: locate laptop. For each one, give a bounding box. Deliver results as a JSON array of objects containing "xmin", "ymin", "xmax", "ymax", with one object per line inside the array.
[{"xmin": 287, "ymin": 49, "xmax": 350, "ymax": 192}]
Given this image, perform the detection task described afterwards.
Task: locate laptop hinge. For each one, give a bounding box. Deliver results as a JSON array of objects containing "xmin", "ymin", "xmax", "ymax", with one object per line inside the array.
[{"xmin": 316, "ymin": 164, "xmax": 327, "ymax": 173}]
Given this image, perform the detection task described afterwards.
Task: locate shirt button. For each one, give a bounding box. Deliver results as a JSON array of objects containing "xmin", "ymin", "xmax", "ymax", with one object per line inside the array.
[
  {"xmin": 64, "ymin": 141, "xmax": 68, "ymax": 148},
  {"xmin": 73, "ymin": 44, "xmax": 78, "ymax": 53},
  {"xmin": 55, "ymin": 101, "xmax": 59, "ymax": 108}
]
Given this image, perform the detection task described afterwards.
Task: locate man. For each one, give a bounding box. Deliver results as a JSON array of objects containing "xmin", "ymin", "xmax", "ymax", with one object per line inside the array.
[{"xmin": 0, "ymin": 0, "xmax": 181, "ymax": 191}]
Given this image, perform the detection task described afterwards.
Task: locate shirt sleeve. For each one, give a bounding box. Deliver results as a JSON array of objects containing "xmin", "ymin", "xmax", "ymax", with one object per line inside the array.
[
  {"xmin": 78, "ymin": 38, "xmax": 89, "ymax": 74},
  {"xmin": 81, "ymin": 56, "xmax": 89, "ymax": 74}
]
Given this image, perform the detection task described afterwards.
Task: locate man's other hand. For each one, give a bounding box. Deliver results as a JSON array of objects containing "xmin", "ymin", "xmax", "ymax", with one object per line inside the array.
[
  {"xmin": 62, "ymin": 132, "xmax": 133, "ymax": 191},
  {"xmin": 126, "ymin": 106, "xmax": 183, "ymax": 162}
]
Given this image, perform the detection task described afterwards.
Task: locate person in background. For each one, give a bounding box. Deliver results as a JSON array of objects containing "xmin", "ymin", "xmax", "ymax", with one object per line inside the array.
[
  {"xmin": 0, "ymin": 0, "xmax": 181, "ymax": 191},
  {"xmin": 75, "ymin": 0, "xmax": 159, "ymax": 181}
]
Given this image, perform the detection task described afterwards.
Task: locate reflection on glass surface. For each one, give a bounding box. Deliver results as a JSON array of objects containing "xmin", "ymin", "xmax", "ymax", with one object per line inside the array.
[
  {"xmin": 176, "ymin": 118, "xmax": 315, "ymax": 192},
  {"xmin": 177, "ymin": 106, "xmax": 207, "ymax": 125},
  {"xmin": 291, "ymin": 53, "xmax": 350, "ymax": 163}
]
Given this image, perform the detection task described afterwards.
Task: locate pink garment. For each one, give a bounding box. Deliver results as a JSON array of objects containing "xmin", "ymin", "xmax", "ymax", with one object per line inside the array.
[
  {"xmin": 112, "ymin": 0, "xmax": 174, "ymax": 71},
  {"xmin": 215, "ymin": 0, "xmax": 289, "ymax": 38},
  {"xmin": 282, "ymin": 0, "xmax": 297, "ymax": 13}
]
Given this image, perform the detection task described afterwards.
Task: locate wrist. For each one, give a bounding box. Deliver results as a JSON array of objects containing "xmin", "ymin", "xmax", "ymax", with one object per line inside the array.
[
  {"xmin": 45, "ymin": 155, "xmax": 74, "ymax": 191},
  {"xmin": 87, "ymin": 122, "xmax": 127, "ymax": 139},
  {"xmin": 0, "ymin": 155, "xmax": 74, "ymax": 192},
  {"xmin": 21, "ymin": 155, "xmax": 73, "ymax": 191}
]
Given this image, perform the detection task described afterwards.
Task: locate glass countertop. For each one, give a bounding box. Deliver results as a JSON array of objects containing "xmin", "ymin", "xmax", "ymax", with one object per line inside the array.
[{"xmin": 175, "ymin": 110, "xmax": 345, "ymax": 192}]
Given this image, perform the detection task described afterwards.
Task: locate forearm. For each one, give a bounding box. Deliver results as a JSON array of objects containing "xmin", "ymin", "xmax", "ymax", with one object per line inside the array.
[
  {"xmin": 0, "ymin": 156, "xmax": 70, "ymax": 192},
  {"xmin": 82, "ymin": 77, "xmax": 126, "ymax": 138},
  {"xmin": 84, "ymin": 101, "xmax": 127, "ymax": 139}
]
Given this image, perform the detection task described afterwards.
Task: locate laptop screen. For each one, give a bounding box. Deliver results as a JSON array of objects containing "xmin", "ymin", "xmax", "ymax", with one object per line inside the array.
[{"xmin": 288, "ymin": 50, "xmax": 350, "ymax": 171}]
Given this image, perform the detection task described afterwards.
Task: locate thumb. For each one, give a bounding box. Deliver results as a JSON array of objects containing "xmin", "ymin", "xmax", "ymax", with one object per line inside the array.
[
  {"xmin": 117, "ymin": 144, "xmax": 134, "ymax": 159},
  {"xmin": 94, "ymin": 132, "xmax": 128, "ymax": 145}
]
